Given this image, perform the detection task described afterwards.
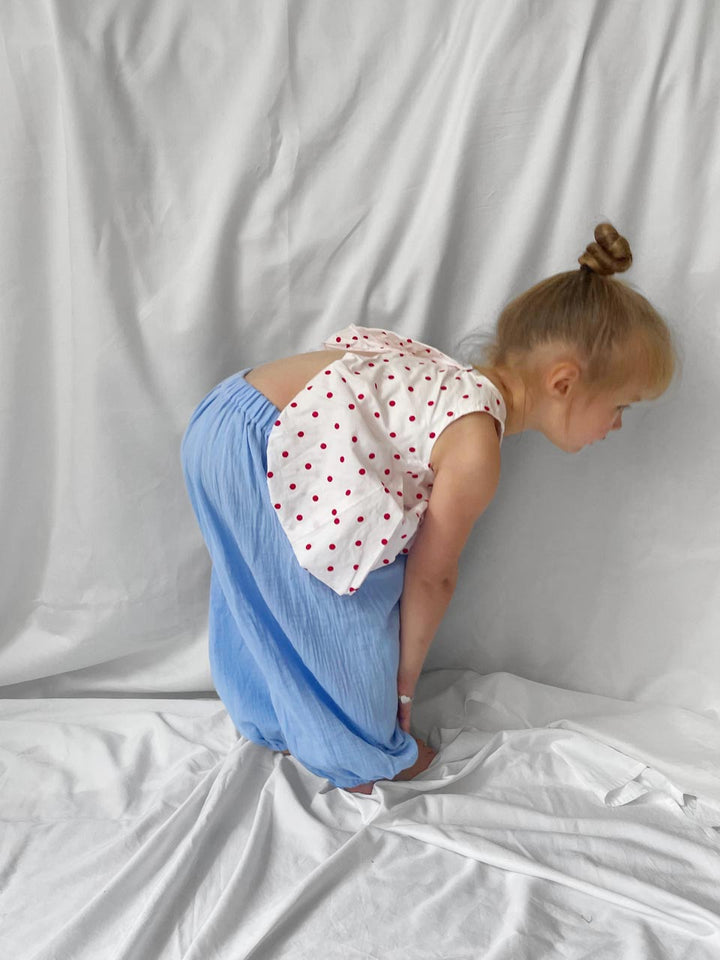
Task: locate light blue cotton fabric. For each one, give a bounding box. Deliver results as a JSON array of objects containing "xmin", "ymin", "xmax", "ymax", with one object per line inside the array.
[{"xmin": 180, "ymin": 369, "xmax": 419, "ymax": 788}]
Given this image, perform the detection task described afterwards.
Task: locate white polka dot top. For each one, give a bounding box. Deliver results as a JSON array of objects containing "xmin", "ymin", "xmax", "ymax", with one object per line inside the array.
[{"xmin": 265, "ymin": 325, "xmax": 506, "ymax": 596}]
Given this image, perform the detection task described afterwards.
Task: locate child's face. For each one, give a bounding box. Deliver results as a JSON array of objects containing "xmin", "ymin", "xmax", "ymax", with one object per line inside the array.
[{"xmin": 563, "ymin": 386, "xmax": 642, "ymax": 453}]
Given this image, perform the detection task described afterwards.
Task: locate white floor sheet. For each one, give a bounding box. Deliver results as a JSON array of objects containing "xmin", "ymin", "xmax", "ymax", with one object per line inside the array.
[
  {"xmin": 2, "ymin": 671, "xmax": 719, "ymax": 959},
  {"xmin": 1, "ymin": 2, "xmax": 719, "ymax": 958}
]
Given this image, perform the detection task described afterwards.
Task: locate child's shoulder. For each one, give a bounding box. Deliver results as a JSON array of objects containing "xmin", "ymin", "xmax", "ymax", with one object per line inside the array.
[{"xmin": 429, "ymin": 407, "xmax": 502, "ymax": 475}]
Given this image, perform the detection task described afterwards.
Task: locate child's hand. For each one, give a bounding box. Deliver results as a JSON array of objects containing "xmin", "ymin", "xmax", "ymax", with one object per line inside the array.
[{"xmin": 397, "ymin": 692, "xmax": 413, "ymax": 733}]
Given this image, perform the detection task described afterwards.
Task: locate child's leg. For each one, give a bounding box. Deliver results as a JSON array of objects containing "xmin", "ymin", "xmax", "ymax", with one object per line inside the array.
[
  {"xmin": 181, "ymin": 371, "xmax": 419, "ymax": 790},
  {"xmin": 208, "ymin": 569, "xmax": 287, "ymax": 752}
]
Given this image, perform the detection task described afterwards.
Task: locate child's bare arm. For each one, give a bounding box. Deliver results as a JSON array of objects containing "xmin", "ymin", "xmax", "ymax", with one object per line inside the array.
[{"xmin": 397, "ymin": 414, "xmax": 501, "ymax": 716}]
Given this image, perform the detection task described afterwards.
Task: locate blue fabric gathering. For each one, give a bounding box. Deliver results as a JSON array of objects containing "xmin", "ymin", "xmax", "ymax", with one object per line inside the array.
[{"xmin": 180, "ymin": 369, "xmax": 419, "ymax": 788}]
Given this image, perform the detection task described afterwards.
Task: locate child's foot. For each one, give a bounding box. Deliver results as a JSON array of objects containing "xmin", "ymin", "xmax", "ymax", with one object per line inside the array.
[
  {"xmin": 343, "ymin": 736, "xmax": 437, "ymax": 795},
  {"xmin": 391, "ymin": 737, "xmax": 437, "ymax": 782}
]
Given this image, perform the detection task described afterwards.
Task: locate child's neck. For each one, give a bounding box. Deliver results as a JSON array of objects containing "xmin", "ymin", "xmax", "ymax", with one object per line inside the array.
[{"xmin": 471, "ymin": 364, "xmax": 529, "ymax": 437}]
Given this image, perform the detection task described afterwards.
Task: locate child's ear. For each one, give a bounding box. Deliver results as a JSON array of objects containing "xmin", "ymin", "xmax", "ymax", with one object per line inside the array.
[{"xmin": 546, "ymin": 360, "xmax": 582, "ymax": 399}]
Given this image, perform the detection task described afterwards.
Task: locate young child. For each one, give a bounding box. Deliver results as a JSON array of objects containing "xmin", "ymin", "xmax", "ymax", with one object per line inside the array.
[{"xmin": 180, "ymin": 222, "xmax": 676, "ymax": 796}]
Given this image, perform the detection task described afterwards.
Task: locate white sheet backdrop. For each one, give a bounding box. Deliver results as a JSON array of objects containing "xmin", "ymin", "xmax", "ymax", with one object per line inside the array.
[
  {"xmin": 2, "ymin": 2, "xmax": 720, "ymax": 957},
  {"xmin": 2, "ymin": 0, "xmax": 717, "ymax": 713}
]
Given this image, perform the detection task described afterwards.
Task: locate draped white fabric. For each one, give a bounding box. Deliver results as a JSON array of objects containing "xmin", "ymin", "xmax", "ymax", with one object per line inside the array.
[{"xmin": 1, "ymin": 1, "xmax": 718, "ymax": 957}]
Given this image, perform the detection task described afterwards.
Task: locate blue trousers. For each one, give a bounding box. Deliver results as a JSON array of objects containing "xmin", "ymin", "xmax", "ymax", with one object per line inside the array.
[{"xmin": 180, "ymin": 369, "xmax": 418, "ymax": 788}]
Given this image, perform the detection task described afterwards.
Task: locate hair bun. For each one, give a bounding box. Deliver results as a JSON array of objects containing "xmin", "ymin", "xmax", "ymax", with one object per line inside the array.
[{"xmin": 578, "ymin": 222, "xmax": 633, "ymax": 276}]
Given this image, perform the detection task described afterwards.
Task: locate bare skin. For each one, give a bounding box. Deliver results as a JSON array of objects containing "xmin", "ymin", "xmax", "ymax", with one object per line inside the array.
[{"xmin": 281, "ymin": 736, "xmax": 437, "ymax": 794}]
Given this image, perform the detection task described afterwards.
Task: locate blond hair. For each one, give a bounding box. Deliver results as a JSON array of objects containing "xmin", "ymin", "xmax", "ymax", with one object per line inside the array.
[{"xmin": 468, "ymin": 223, "xmax": 677, "ymax": 399}]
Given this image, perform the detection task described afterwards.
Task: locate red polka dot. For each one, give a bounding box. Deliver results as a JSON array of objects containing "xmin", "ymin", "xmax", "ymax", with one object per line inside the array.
[
  {"xmin": 353, "ymin": 564, "xmax": 359, "ymax": 570},
  {"xmin": 334, "ymin": 423, "xmax": 340, "ymax": 429},
  {"xmin": 291, "ymin": 402, "xmax": 297, "ymax": 408},
  {"xmin": 349, "ymin": 587, "xmax": 356, "ymax": 592},
  {"xmin": 267, "ymin": 471, "xmax": 273, "ymax": 478},
  {"xmin": 325, "ymin": 369, "xmax": 331, "ymax": 374},
  {"xmin": 334, "ymin": 518, "xmax": 340, "ymax": 524},
  {"xmin": 428, "ymin": 400, "xmax": 434, "ymax": 406},
  {"xmin": 348, "ymin": 403, "xmax": 355, "ymax": 410},
  {"xmin": 383, "ymin": 559, "xmax": 390, "ymax": 564},
  {"xmin": 340, "ymin": 456, "xmax": 345, "ymax": 462},
  {"xmin": 408, "ymin": 386, "xmax": 414, "ymax": 392},
  {"xmin": 409, "ymin": 415, "xmax": 416, "ymax": 422},
  {"xmin": 335, "ymin": 337, "xmax": 342, "ymax": 342},
  {"xmin": 447, "ymin": 411, "xmax": 454, "ymax": 417},
  {"xmin": 312, "ymin": 495, "xmax": 319, "ymax": 502},
  {"xmin": 409, "ymin": 446, "xmax": 415, "ymax": 452},
  {"xmin": 393, "ymin": 454, "xmax": 400, "ymax": 460},
  {"xmin": 402, "ymin": 548, "xmax": 409, "ymax": 554},
  {"xmin": 388, "ymin": 374, "xmax": 395, "ymax": 380},
  {"xmin": 429, "ymin": 432, "xmax": 436, "ymax": 438},
  {"xmin": 416, "ymin": 493, "xmax": 423, "ymax": 500},
  {"xmin": 355, "ymin": 540, "xmax": 362, "ymax": 546},
  {"xmin": 327, "ymin": 476, "xmax": 333, "ymax": 482},
  {"xmin": 381, "ymin": 538, "xmax": 388, "ymax": 545},
  {"xmin": 289, "ymin": 483, "xmax": 296, "ymax": 490},
  {"xmin": 332, "ymin": 509, "xmax": 337, "ymax": 515},
  {"xmin": 320, "ymin": 442, "xmax": 327, "ymax": 449},
  {"xmin": 305, "ymin": 543, "xmax": 311, "ymax": 549},
  {"xmin": 496, "ymin": 398, "xmax": 501, "ymax": 405},
  {"xmin": 312, "ymin": 411, "xmax": 319, "ymax": 418},
  {"xmin": 305, "ymin": 463, "xmax": 312, "ymax": 469},
  {"xmin": 352, "ymin": 436, "xmax": 358, "ymax": 443},
  {"xmin": 384, "ymin": 513, "xmax": 390, "ymax": 519},
  {"xmin": 328, "ymin": 565, "xmax": 334, "ymax": 571},
  {"xmin": 425, "ymin": 376, "xmax": 431, "ymax": 381},
  {"xmin": 389, "ymin": 432, "xmax": 397, "ymax": 438},
  {"xmin": 307, "ymin": 385, "xmax": 313, "ymax": 390},
  {"xmin": 297, "ymin": 430, "xmax": 304, "ymax": 437},
  {"xmin": 441, "ymin": 386, "xmax": 447, "ymax": 391},
  {"xmin": 359, "ymin": 468, "xmax": 366, "ymax": 475},
  {"xmin": 275, "ymin": 419, "xmax": 281, "ymax": 426},
  {"xmin": 282, "ymin": 451, "xmax": 289, "ymax": 458},
  {"xmin": 462, "ymin": 394, "xmax": 469, "ymax": 399},
  {"xmin": 326, "ymin": 392, "xmax": 333, "ymax": 399},
  {"xmin": 368, "ymin": 453, "xmax": 375, "ymax": 459},
  {"xmin": 274, "ymin": 503, "xmax": 281, "ymax": 509},
  {"xmin": 357, "ymin": 516, "xmax": 364, "ymax": 522},
  {"xmin": 401, "ymin": 534, "xmax": 407, "ymax": 539},
  {"xmin": 329, "ymin": 544, "xmax": 336, "ymax": 550},
  {"xmin": 396, "ymin": 491, "xmax": 402, "ymax": 497},
  {"xmin": 389, "ymin": 400, "xmax": 396, "ymax": 406},
  {"xmin": 358, "ymin": 394, "xmax": 364, "ymax": 400},
  {"xmin": 345, "ymin": 489, "xmax": 351, "ymax": 496},
  {"xmin": 484, "ymin": 405, "xmax": 490, "ymax": 411},
  {"xmin": 374, "ymin": 412, "xmax": 380, "ymax": 418},
  {"xmin": 384, "ymin": 469, "xmax": 390, "ymax": 475},
  {"xmin": 296, "ymin": 514, "xmax": 303, "ymax": 521}
]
